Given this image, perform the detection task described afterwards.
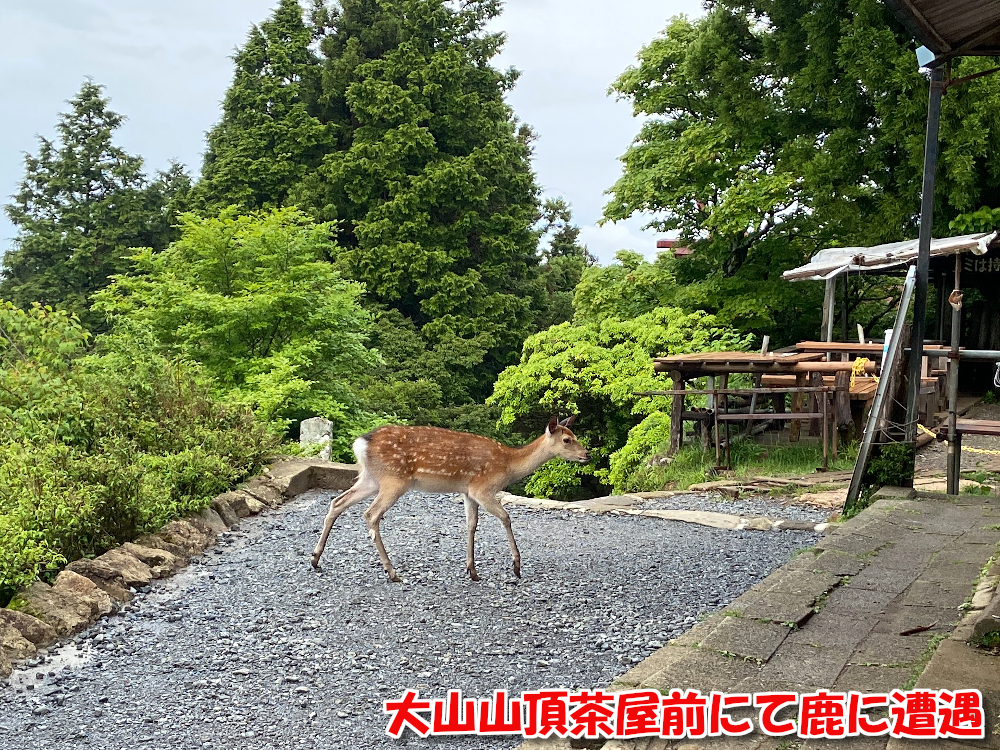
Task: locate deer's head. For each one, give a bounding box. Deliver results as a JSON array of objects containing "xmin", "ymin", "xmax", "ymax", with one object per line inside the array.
[{"xmin": 545, "ymin": 415, "xmax": 589, "ymax": 463}]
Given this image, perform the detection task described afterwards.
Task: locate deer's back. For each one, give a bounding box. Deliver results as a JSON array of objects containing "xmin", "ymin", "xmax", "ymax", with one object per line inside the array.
[{"xmin": 359, "ymin": 426, "xmax": 509, "ymax": 489}]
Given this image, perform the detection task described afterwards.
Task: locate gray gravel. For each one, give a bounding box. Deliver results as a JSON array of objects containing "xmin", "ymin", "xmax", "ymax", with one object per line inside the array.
[
  {"xmin": 637, "ymin": 491, "xmax": 832, "ymax": 524},
  {"xmin": 0, "ymin": 490, "xmax": 820, "ymax": 749}
]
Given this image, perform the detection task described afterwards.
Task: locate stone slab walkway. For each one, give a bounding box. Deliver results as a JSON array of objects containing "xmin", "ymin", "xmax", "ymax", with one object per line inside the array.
[
  {"xmin": 499, "ymin": 492, "xmax": 830, "ymax": 534},
  {"xmin": 517, "ymin": 488, "xmax": 1000, "ymax": 750}
]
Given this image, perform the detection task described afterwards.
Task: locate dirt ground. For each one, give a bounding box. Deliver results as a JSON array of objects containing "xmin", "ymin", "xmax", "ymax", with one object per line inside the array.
[{"xmin": 915, "ymin": 401, "xmax": 1000, "ymax": 478}]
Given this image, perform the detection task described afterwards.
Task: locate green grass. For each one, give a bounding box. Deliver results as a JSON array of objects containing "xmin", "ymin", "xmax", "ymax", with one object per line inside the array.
[
  {"xmin": 903, "ymin": 633, "xmax": 947, "ymax": 690},
  {"xmin": 655, "ymin": 439, "xmax": 858, "ymax": 490}
]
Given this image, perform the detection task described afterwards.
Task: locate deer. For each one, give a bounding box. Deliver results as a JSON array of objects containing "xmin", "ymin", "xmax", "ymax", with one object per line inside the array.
[{"xmin": 310, "ymin": 416, "xmax": 589, "ymax": 582}]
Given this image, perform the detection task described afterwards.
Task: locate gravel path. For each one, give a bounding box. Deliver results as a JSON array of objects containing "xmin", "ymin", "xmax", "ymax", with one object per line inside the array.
[
  {"xmin": 635, "ymin": 492, "xmax": 832, "ymax": 524},
  {"xmin": 1, "ymin": 490, "xmax": 820, "ymax": 750}
]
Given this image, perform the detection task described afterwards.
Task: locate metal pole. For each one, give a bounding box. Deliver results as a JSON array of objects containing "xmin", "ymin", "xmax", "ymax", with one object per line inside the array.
[
  {"xmin": 947, "ymin": 254, "xmax": 962, "ymax": 495},
  {"xmin": 905, "ymin": 66, "xmax": 945, "ymax": 450},
  {"xmin": 845, "ymin": 266, "xmax": 917, "ymax": 514}
]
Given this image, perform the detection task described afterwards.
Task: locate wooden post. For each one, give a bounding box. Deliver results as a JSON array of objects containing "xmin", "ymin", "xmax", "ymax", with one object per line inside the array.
[
  {"xmin": 722, "ymin": 374, "xmax": 732, "ymax": 469},
  {"xmin": 790, "ymin": 374, "xmax": 806, "ymax": 442},
  {"xmin": 822, "ymin": 390, "xmax": 829, "ymax": 470},
  {"xmin": 669, "ymin": 371, "xmax": 684, "ymax": 454},
  {"xmin": 822, "ymin": 277, "xmax": 836, "ymax": 345},
  {"xmin": 808, "ymin": 371, "xmax": 823, "ymax": 437},
  {"xmin": 744, "ymin": 336, "xmax": 769, "ymax": 438}
]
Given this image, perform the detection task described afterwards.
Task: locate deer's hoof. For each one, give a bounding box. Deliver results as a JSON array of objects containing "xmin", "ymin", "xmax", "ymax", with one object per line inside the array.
[
  {"xmin": 514, "ymin": 563, "xmax": 521, "ymax": 579},
  {"xmin": 389, "ymin": 572, "xmax": 402, "ymax": 583},
  {"xmin": 468, "ymin": 569, "xmax": 480, "ymax": 582},
  {"xmin": 310, "ymin": 555, "xmax": 321, "ymax": 570}
]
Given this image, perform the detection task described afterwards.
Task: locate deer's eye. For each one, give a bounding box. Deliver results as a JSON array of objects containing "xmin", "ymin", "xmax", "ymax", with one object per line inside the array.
[{"xmin": 563, "ymin": 437, "xmax": 571, "ymax": 443}]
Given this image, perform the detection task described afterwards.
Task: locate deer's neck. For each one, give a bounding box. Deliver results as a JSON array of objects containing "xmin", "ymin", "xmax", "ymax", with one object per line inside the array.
[{"xmin": 505, "ymin": 435, "xmax": 555, "ymax": 484}]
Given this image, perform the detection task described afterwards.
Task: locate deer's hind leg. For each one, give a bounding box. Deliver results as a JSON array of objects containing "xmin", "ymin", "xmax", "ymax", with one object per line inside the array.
[
  {"xmin": 361, "ymin": 478, "xmax": 410, "ymax": 583},
  {"xmin": 311, "ymin": 472, "xmax": 378, "ymax": 569},
  {"xmin": 464, "ymin": 494, "xmax": 480, "ymax": 582}
]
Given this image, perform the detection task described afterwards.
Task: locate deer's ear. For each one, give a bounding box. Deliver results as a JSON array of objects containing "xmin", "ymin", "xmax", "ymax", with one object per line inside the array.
[
  {"xmin": 559, "ymin": 415, "xmax": 576, "ymax": 428},
  {"xmin": 546, "ymin": 416, "xmax": 559, "ymax": 434}
]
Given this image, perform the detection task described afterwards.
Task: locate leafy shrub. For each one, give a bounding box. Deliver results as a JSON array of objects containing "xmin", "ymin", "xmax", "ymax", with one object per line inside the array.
[
  {"xmin": 488, "ymin": 304, "xmax": 751, "ymax": 499},
  {"xmin": 0, "ymin": 303, "xmax": 277, "ymax": 605},
  {"xmin": 93, "ymin": 207, "xmax": 379, "ymax": 455}
]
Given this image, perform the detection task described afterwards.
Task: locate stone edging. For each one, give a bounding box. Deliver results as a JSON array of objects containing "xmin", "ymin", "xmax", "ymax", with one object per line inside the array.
[
  {"xmin": 0, "ymin": 458, "xmax": 356, "ymax": 679},
  {"xmin": 498, "ymin": 492, "xmax": 832, "ymax": 534}
]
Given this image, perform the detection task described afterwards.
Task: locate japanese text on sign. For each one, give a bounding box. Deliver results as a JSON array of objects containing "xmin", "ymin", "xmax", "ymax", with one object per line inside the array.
[{"xmin": 384, "ymin": 688, "xmax": 985, "ymax": 740}]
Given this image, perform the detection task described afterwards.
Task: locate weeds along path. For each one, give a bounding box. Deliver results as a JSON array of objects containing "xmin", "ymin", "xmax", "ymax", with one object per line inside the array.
[{"xmin": 0, "ymin": 490, "xmax": 820, "ymax": 750}]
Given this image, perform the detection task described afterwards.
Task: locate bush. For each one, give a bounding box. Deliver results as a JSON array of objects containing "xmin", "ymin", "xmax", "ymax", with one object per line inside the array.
[
  {"xmin": 0, "ymin": 303, "xmax": 277, "ymax": 605},
  {"xmin": 488, "ymin": 304, "xmax": 752, "ymax": 499},
  {"xmin": 93, "ymin": 207, "xmax": 379, "ymax": 456}
]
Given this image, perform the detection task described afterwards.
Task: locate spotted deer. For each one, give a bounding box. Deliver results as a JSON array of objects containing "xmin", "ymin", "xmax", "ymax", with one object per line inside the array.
[{"xmin": 310, "ymin": 416, "xmax": 589, "ymax": 582}]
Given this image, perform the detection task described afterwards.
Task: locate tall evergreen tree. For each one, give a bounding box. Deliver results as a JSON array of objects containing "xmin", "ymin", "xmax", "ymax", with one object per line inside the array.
[
  {"xmin": 296, "ymin": 0, "xmax": 541, "ymax": 403},
  {"xmin": 1, "ymin": 81, "xmax": 185, "ymax": 330},
  {"xmin": 534, "ymin": 197, "xmax": 595, "ymax": 330},
  {"xmin": 195, "ymin": 0, "xmax": 330, "ymax": 212},
  {"xmin": 196, "ymin": 0, "xmax": 543, "ymax": 409}
]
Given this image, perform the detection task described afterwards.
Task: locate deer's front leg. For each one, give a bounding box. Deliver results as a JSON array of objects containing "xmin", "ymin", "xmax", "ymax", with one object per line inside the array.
[
  {"xmin": 473, "ymin": 491, "xmax": 521, "ymax": 579},
  {"xmin": 463, "ymin": 494, "xmax": 480, "ymax": 582}
]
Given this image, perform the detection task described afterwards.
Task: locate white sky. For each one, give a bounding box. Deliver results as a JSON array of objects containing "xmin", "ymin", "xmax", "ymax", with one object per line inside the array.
[{"xmin": 0, "ymin": 0, "xmax": 703, "ymax": 265}]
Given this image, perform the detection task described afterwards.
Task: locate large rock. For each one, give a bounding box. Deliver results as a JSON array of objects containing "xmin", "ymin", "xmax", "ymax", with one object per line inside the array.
[
  {"xmin": 12, "ymin": 581, "xmax": 93, "ymax": 636},
  {"xmin": 243, "ymin": 477, "xmax": 284, "ymax": 508},
  {"xmin": 310, "ymin": 462, "xmax": 358, "ymax": 492},
  {"xmin": 210, "ymin": 495, "xmax": 240, "ymax": 528},
  {"xmin": 121, "ymin": 542, "xmax": 181, "ymax": 578},
  {"xmin": 0, "ymin": 608, "xmax": 57, "ymax": 647},
  {"xmin": 265, "ymin": 459, "xmax": 316, "ymax": 497},
  {"xmin": 300, "ymin": 417, "xmax": 333, "ymax": 461},
  {"xmin": 185, "ymin": 512, "xmax": 224, "ymax": 543},
  {"xmin": 134, "ymin": 533, "xmax": 189, "ymax": 563},
  {"xmin": 266, "ymin": 458, "xmax": 357, "ymax": 497},
  {"xmin": 52, "ymin": 570, "xmax": 115, "ymax": 618},
  {"xmin": 195, "ymin": 506, "xmax": 228, "ymax": 535},
  {"xmin": 64, "ymin": 558, "xmax": 132, "ymax": 603},
  {"xmin": 216, "ymin": 491, "xmax": 260, "ymax": 519},
  {"xmin": 1, "ymin": 624, "xmax": 36, "ymax": 661},
  {"xmin": 158, "ymin": 518, "xmax": 214, "ymax": 556},
  {"xmin": 93, "ymin": 548, "xmax": 152, "ymax": 588}
]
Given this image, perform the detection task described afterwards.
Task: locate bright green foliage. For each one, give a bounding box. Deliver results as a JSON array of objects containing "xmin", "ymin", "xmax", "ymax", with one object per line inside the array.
[
  {"xmin": 604, "ymin": 2, "xmax": 1000, "ymax": 343},
  {"xmin": 196, "ymin": 0, "xmax": 330, "ymax": 212},
  {"xmin": 950, "ymin": 206, "xmax": 1000, "ymax": 234},
  {"xmin": 488, "ymin": 282, "xmax": 751, "ymax": 498},
  {"xmin": 1, "ymin": 81, "xmax": 188, "ymax": 330},
  {"xmin": 93, "ymin": 208, "xmax": 377, "ymax": 452},
  {"xmin": 0, "ymin": 303, "xmax": 90, "ymax": 444},
  {"xmin": 0, "ymin": 304, "xmax": 275, "ymax": 603}
]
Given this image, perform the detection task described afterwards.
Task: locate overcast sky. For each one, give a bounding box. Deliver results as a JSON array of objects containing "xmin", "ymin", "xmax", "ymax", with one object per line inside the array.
[{"xmin": 0, "ymin": 0, "xmax": 703, "ymax": 265}]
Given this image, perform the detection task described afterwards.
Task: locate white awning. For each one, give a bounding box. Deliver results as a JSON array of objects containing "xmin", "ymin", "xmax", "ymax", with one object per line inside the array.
[{"xmin": 782, "ymin": 231, "xmax": 997, "ymax": 281}]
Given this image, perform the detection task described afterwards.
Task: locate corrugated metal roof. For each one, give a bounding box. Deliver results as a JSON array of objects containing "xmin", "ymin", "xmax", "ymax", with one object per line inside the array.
[
  {"xmin": 884, "ymin": 0, "xmax": 1000, "ymax": 63},
  {"xmin": 782, "ymin": 231, "xmax": 997, "ymax": 281}
]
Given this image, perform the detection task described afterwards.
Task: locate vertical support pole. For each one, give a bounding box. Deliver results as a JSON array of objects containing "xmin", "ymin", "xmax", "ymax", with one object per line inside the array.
[
  {"xmin": 905, "ymin": 65, "xmax": 945, "ymax": 451},
  {"xmin": 841, "ymin": 272, "xmax": 849, "ymax": 341},
  {"xmin": 790, "ymin": 374, "xmax": 806, "ymax": 442},
  {"xmin": 947, "ymin": 254, "xmax": 963, "ymax": 495},
  {"xmin": 669, "ymin": 371, "xmax": 684, "ymax": 454},
  {"xmin": 822, "ymin": 277, "xmax": 836, "ymax": 347},
  {"xmin": 822, "ymin": 390, "xmax": 829, "ymax": 471},
  {"xmin": 722, "ymin": 374, "xmax": 732, "ymax": 469}
]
